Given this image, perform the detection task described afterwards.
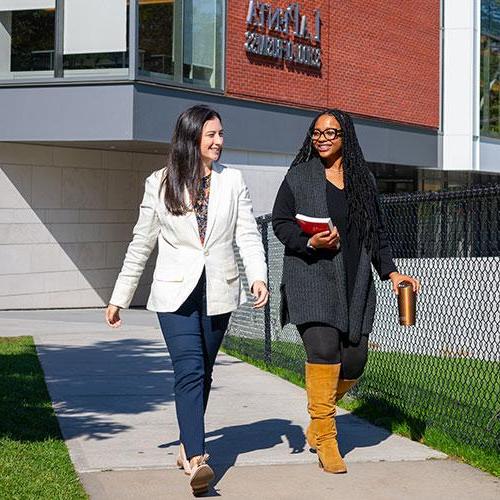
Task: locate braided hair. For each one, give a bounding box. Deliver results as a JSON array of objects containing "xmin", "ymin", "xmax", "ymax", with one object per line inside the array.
[{"xmin": 291, "ymin": 108, "xmax": 380, "ymax": 259}]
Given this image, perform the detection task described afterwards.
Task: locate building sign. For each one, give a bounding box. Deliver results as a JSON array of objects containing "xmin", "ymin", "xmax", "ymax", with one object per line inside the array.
[{"xmin": 244, "ymin": 1, "xmax": 321, "ymax": 69}]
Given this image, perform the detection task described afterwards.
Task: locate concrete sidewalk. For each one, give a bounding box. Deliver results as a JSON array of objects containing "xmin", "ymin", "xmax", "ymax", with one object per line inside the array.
[{"xmin": 1, "ymin": 309, "xmax": 498, "ymax": 499}]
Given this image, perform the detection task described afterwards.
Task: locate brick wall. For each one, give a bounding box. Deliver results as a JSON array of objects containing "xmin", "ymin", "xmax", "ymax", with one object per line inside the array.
[{"xmin": 226, "ymin": 1, "xmax": 440, "ymax": 128}]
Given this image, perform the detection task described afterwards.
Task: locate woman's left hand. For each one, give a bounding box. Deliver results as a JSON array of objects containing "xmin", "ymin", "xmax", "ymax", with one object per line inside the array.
[
  {"xmin": 251, "ymin": 280, "xmax": 269, "ymax": 309},
  {"xmin": 389, "ymin": 272, "xmax": 421, "ymax": 295}
]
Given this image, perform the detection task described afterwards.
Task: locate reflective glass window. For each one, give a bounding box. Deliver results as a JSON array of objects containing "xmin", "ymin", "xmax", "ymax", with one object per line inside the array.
[
  {"xmin": 480, "ymin": 35, "xmax": 500, "ymax": 136},
  {"xmin": 0, "ymin": 2, "xmax": 55, "ymax": 80},
  {"xmin": 138, "ymin": 0, "xmax": 175, "ymax": 79},
  {"xmin": 482, "ymin": 0, "xmax": 500, "ymax": 38},
  {"xmin": 183, "ymin": 0, "xmax": 223, "ymax": 89},
  {"xmin": 137, "ymin": 0, "xmax": 224, "ymax": 89},
  {"xmin": 0, "ymin": 0, "xmax": 225, "ymax": 91},
  {"xmin": 489, "ymin": 0, "xmax": 500, "ymax": 38},
  {"xmin": 481, "ymin": 2, "xmax": 500, "ymax": 136},
  {"xmin": 482, "ymin": 0, "xmax": 490, "ymax": 32}
]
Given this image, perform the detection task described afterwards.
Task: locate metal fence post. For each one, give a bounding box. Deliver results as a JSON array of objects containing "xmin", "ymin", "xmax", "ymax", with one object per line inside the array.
[{"xmin": 260, "ymin": 217, "xmax": 272, "ymax": 365}]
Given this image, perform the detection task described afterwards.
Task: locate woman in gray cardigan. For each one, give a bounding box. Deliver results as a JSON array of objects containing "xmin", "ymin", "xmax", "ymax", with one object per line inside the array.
[{"xmin": 272, "ymin": 108, "xmax": 419, "ymax": 474}]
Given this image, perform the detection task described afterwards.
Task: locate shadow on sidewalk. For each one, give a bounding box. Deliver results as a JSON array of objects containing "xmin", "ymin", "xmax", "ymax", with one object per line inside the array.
[
  {"xmin": 35, "ymin": 331, "xmax": 390, "ymax": 487},
  {"xmin": 336, "ymin": 412, "xmax": 392, "ymax": 456},
  {"xmin": 160, "ymin": 412, "xmax": 389, "ymax": 497},
  {"xmin": 159, "ymin": 417, "xmax": 305, "ymax": 496},
  {"xmin": 36, "ymin": 337, "xmax": 175, "ymax": 441}
]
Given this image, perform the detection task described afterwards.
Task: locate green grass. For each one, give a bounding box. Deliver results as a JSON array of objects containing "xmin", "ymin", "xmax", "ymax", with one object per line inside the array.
[
  {"xmin": 222, "ymin": 335, "xmax": 500, "ymax": 477},
  {"xmin": 0, "ymin": 337, "xmax": 88, "ymax": 499}
]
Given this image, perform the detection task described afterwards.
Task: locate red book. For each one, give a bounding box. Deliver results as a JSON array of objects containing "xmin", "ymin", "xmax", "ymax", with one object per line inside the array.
[{"xmin": 295, "ymin": 213, "xmax": 334, "ymax": 236}]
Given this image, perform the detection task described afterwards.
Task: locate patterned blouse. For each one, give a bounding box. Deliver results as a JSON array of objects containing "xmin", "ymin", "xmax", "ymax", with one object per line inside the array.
[{"xmin": 193, "ymin": 172, "xmax": 211, "ymax": 245}]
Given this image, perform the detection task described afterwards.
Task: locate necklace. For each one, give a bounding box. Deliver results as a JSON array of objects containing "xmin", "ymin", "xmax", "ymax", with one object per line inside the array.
[
  {"xmin": 326, "ymin": 168, "xmax": 343, "ymax": 180},
  {"xmin": 329, "ymin": 166, "xmax": 343, "ymax": 173}
]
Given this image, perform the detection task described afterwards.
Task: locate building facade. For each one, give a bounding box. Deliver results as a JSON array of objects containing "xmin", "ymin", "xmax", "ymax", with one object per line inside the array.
[{"xmin": 0, "ymin": 0, "xmax": 497, "ymax": 309}]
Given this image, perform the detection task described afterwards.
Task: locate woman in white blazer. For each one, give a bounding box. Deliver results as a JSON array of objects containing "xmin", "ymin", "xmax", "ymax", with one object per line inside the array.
[{"xmin": 106, "ymin": 105, "xmax": 268, "ymax": 495}]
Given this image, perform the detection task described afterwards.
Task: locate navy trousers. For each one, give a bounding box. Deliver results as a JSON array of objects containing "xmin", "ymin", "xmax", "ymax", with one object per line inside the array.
[{"xmin": 157, "ymin": 272, "xmax": 230, "ymax": 459}]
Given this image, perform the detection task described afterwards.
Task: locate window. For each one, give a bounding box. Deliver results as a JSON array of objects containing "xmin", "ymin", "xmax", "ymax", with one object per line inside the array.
[
  {"xmin": 482, "ymin": 0, "xmax": 500, "ymax": 39},
  {"xmin": 183, "ymin": 0, "xmax": 223, "ymax": 89},
  {"xmin": 0, "ymin": 0, "xmax": 225, "ymax": 91},
  {"xmin": 138, "ymin": 0, "xmax": 224, "ymax": 90},
  {"xmin": 481, "ymin": 1, "xmax": 500, "ymax": 137},
  {"xmin": 480, "ymin": 35, "xmax": 500, "ymax": 136},
  {"xmin": 0, "ymin": 1, "xmax": 56, "ymax": 79},
  {"xmin": 138, "ymin": 0, "xmax": 175, "ymax": 78}
]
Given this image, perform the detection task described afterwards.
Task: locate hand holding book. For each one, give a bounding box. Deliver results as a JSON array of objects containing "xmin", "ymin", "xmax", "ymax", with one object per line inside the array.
[
  {"xmin": 295, "ymin": 214, "xmax": 340, "ymax": 251},
  {"xmin": 309, "ymin": 228, "xmax": 340, "ymax": 251},
  {"xmin": 295, "ymin": 213, "xmax": 334, "ymax": 235}
]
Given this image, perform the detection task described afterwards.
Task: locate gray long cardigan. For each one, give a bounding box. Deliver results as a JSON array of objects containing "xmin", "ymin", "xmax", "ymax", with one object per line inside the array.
[{"xmin": 272, "ymin": 158, "xmax": 391, "ymax": 344}]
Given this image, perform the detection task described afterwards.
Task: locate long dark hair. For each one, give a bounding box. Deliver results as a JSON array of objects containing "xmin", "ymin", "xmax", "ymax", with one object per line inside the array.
[
  {"xmin": 161, "ymin": 105, "xmax": 222, "ymax": 215},
  {"xmin": 291, "ymin": 108, "xmax": 380, "ymax": 257}
]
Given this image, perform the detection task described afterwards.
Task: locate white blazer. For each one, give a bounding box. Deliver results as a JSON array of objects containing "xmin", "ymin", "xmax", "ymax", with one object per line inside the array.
[{"xmin": 109, "ymin": 162, "xmax": 267, "ymax": 316}]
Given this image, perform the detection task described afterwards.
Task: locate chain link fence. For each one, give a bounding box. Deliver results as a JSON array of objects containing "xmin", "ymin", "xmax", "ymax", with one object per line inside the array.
[{"xmin": 224, "ymin": 184, "xmax": 500, "ymax": 453}]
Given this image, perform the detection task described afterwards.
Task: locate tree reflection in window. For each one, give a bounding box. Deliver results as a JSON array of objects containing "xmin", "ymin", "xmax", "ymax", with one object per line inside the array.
[
  {"xmin": 11, "ymin": 9, "xmax": 55, "ymax": 72},
  {"xmin": 480, "ymin": 36, "xmax": 500, "ymax": 136},
  {"xmin": 139, "ymin": 0, "xmax": 175, "ymax": 77}
]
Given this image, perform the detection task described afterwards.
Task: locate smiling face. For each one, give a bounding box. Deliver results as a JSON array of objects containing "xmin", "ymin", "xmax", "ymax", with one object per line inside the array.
[
  {"xmin": 311, "ymin": 114, "xmax": 343, "ymax": 162},
  {"xmin": 200, "ymin": 117, "xmax": 224, "ymax": 166}
]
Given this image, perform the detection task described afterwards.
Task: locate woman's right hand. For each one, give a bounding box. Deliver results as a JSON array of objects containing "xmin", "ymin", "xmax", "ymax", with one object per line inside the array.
[
  {"xmin": 105, "ymin": 304, "xmax": 122, "ymax": 328},
  {"xmin": 309, "ymin": 228, "xmax": 340, "ymax": 250}
]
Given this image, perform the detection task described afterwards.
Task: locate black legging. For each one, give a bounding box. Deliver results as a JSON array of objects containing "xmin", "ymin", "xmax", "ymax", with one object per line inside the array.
[{"xmin": 298, "ymin": 323, "xmax": 368, "ymax": 380}]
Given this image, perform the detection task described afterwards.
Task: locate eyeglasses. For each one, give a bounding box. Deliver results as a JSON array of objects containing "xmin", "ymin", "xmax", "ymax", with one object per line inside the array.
[{"xmin": 309, "ymin": 128, "xmax": 344, "ymax": 142}]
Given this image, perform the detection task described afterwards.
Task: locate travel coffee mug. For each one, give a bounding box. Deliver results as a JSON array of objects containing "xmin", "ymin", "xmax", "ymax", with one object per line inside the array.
[{"xmin": 398, "ymin": 281, "xmax": 416, "ymax": 326}]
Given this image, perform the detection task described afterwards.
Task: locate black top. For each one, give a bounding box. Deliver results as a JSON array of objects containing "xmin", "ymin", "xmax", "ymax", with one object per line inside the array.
[
  {"xmin": 326, "ymin": 181, "xmax": 361, "ymax": 305},
  {"xmin": 272, "ymin": 178, "xmax": 397, "ymax": 307}
]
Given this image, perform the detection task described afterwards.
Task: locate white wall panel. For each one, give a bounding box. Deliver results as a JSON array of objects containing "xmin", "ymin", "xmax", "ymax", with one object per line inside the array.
[
  {"xmin": 444, "ymin": 0, "xmax": 474, "ymax": 28},
  {"xmin": 64, "ymin": 0, "xmax": 127, "ymax": 55},
  {"xmin": 222, "ymin": 148, "xmax": 292, "ymax": 216},
  {"xmin": 0, "ymin": 143, "xmax": 160, "ymax": 309},
  {"xmin": 0, "ymin": 0, "xmax": 54, "ymax": 10},
  {"xmin": 372, "ymin": 257, "xmax": 500, "ymax": 362},
  {"xmin": 480, "ymin": 140, "xmax": 500, "ymax": 172},
  {"xmin": 441, "ymin": 0, "xmax": 477, "ymax": 170},
  {"xmin": 442, "ymin": 30, "xmax": 473, "ymax": 135}
]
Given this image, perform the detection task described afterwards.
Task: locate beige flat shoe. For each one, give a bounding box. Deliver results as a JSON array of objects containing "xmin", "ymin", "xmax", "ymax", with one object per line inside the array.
[
  {"xmin": 189, "ymin": 454, "xmax": 214, "ymax": 496},
  {"xmin": 176, "ymin": 443, "xmax": 191, "ymax": 475}
]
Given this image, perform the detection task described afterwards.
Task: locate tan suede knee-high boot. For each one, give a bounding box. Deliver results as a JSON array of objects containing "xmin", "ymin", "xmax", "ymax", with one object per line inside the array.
[
  {"xmin": 305, "ymin": 363, "xmax": 347, "ymax": 473},
  {"xmin": 306, "ymin": 376, "xmax": 357, "ymax": 451}
]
